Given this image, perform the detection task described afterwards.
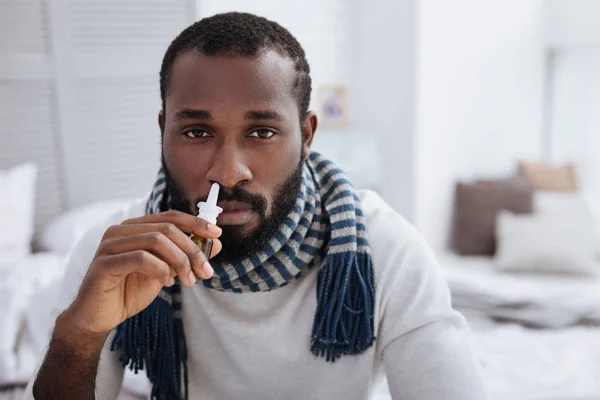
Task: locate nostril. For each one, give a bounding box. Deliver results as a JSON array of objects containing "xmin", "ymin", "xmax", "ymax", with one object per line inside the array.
[{"xmin": 205, "ymin": 161, "xmax": 252, "ymax": 190}]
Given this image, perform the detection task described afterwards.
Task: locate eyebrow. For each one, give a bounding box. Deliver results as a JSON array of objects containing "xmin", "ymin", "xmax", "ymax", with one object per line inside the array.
[
  {"xmin": 244, "ymin": 110, "xmax": 284, "ymax": 121},
  {"xmin": 174, "ymin": 109, "xmax": 212, "ymax": 121}
]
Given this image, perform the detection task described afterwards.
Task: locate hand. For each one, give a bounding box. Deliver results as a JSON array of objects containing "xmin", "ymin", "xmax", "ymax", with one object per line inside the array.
[{"xmin": 64, "ymin": 210, "xmax": 222, "ymax": 337}]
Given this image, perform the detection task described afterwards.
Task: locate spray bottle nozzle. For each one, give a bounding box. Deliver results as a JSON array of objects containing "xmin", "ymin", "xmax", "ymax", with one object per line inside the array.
[
  {"xmin": 196, "ymin": 183, "xmax": 223, "ymax": 225},
  {"xmin": 207, "ymin": 182, "xmax": 219, "ymax": 207}
]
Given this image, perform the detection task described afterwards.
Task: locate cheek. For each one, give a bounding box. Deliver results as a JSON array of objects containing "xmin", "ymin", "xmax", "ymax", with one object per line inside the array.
[
  {"xmin": 259, "ymin": 143, "xmax": 302, "ymax": 214},
  {"xmin": 163, "ymin": 138, "xmax": 211, "ymax": 194}
]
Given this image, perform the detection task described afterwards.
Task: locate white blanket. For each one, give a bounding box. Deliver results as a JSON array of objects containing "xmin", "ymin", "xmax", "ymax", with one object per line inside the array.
[
  {"xmin": 474, "ymin": 322, "xmax": 600, "ymax": 400},
  {"xmin": 438, "ymin": 252, "xmax": 600, "ymax": 328},
  {"xmin": 438, "ymin": 253, "xmax": 600, "ymax": 399},
  {"xmin": 0, "ymin": 252, "xmax": 68, "ymax": 386}
]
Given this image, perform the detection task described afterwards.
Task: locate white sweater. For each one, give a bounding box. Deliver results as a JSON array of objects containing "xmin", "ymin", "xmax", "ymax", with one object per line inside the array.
[{"xmin": 24, "ymin": 190, "xmax": 487, "ymax": 400}]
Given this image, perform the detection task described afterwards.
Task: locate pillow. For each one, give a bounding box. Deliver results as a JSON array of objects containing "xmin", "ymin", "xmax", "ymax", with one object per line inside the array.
[
  {"xmin": 451, "ymin": 176, "xmax": 534, "ymax": 255},
  {"xmin": 0, "ymin": 163, "xmax": 37, "ymax": 261},
  {"xmin": 536, "ymin": 191, "xmax": 600, "ymax": 258},
  {"xmin": 495, "ymin": 209, "xmax": 598, "ymax": 275},
  {"xmin": 585, "ymin": 193, "xmax": 600, "ymax": 257},
  {"xmin": 39, "ymin": 199, "xmax": 132, "ymax": 254},
  {"xmin": 518, "ymin": 161, "xmax": 578, "ymax": 192},
  {"xmin": 535, "ymin": 191, "xmax": 593, "ymax": 220}
]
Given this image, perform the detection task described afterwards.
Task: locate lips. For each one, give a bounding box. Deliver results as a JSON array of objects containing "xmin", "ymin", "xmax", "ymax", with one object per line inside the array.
[{"xmin": 217, "ymin": 201, "xmax": 256, "ymax": 226}]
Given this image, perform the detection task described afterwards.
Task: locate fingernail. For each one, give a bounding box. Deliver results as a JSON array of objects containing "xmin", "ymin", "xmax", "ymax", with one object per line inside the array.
[
  {"xmin": 203, "ymin": 261, "xmax": 214, "ymax": 277},
  {"xmin": 207, "ymin": 224, "xmax": 221, "ymax": 234},
  {"xmin": 168, "ymin": 276, "xmax": 175, "ymax": 286},
  {"xmin": 187, "ymin": 270, "xmax": 197, "ymax": 285}
]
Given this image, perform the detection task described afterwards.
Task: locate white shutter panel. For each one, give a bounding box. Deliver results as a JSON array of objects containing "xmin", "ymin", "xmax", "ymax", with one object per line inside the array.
[
  {"xmin": 0, "ymin": 0, "xmax": 65, "ymax": 229},
  {"xmin": 57, "ymin": 0, "xmax": 196, "ymax": 207},
  {"xmin": 1, "ymin": 0, "xmax": 196, "ymax": 230},
  {"xmin": 0, "ymin": 0, "xmax": 48, "ymax": 54},
  {"xmin": 74, "ymin": 76, "xmax": 161, "ymax": 203}
]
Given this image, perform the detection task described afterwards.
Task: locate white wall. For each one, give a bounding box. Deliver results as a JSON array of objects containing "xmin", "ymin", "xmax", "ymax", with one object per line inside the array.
[
  {"xmin": 415, "ymin": 0, "xmax": 545, "ymax": 250},
  {"xmin": 543, "ymin": 0, "xmax": 600, "ymax": 242},
  {"xmin": 351, "ymin": 0, "xmax": 417, "ymax": 220},
  {"xmin": 550, "ymin": 51, "xmax": 600, "ymax": 195}
]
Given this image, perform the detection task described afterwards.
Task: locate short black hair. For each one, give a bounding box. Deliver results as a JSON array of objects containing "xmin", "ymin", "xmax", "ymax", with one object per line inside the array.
[{"xmin": 159, "ymin": 12, "xmax": 312, "ymax": 119}]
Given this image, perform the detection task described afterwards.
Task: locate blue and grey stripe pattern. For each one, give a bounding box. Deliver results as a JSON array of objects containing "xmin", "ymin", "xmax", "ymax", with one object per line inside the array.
[{"xmin": 111, "ymin": 151, "xmax": 375, "ymax": 400}]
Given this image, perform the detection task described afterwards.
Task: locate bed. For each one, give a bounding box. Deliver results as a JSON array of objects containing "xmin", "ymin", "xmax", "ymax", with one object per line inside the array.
[{"xmin": 438, "ymin": 252, "xmax": 600, "ymax": 400}]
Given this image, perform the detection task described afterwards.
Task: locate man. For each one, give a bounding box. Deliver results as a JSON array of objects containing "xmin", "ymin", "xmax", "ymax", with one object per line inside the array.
[{"xmin": 25, "ymin": 12, "xmax": 486, "ymax": 400}]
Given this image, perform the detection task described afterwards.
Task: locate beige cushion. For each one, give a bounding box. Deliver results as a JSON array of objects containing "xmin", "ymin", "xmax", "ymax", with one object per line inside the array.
[
  {"xmin": 518, "ymin": 161, "xmax": 578, "ymax": 192},
  {"xmin": 451, "ymin": 177, "xmax": 534, "ymax": 255}
]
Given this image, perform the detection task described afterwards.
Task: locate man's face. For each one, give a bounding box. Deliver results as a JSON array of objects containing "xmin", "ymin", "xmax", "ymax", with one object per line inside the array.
[{"xmin": 160, "ymin": 50, "xmax": 316, "ymax": 263}]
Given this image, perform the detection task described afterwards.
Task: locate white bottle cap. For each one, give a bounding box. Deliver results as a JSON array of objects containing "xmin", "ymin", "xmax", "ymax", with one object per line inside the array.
[{"xmin": 197, "ymin": 183, "xmax": 223, "ymax": 225}]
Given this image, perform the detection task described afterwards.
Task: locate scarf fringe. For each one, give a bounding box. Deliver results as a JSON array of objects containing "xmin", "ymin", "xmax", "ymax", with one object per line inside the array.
[
  {"xmin": 311, "ymin": 252, "xmax": 376, "ymax": 362},
  {"xmin": 111, "ymin": 295, "xmax": 188, "ymax": 400}
]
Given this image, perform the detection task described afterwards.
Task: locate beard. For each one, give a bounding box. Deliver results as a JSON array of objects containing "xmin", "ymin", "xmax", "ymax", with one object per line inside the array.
[{"xmin": 163, "ymin": 153, "xmax": 305, "ymax": 265}]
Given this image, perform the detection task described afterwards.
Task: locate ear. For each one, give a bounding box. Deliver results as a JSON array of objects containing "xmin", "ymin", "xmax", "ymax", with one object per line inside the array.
[
  {"xmin": 158, "ymin": 110, "xmax": 165, "ymax": 136},
  {"xmin": 301, "ymin": 111, "xmax": 318, "ymax": 161}
]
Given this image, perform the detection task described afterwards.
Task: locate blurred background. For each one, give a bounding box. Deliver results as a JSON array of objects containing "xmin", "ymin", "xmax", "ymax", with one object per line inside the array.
[{"xmin": 1, "ymin": 1, "xmax": 600, "ymax": 399}]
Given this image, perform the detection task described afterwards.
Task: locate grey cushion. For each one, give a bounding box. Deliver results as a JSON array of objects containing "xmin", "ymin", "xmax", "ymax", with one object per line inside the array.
[{"xmin": 451, "ymin": 177, "xmax": 534, "ymax": 255}]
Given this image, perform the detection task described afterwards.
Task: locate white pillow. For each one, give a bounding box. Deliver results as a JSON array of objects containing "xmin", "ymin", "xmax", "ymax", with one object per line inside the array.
[
  {"xmin": 536, "ymin": 191, "xmax": 600, "ymax": 257},
  {"xmin": 39, "ymin": 199, "xmax": 132, "ymax": 254},
  {"xmin": 0, "ymin": 163, "xmax": 37, "ymax": 261},
  {"xmin": 495, "ymin": 209, "xmax": 598, "ymax": 275},
  {"xmin": 580, "ymin": 192, "xmax": 600, "ymax": 257}
]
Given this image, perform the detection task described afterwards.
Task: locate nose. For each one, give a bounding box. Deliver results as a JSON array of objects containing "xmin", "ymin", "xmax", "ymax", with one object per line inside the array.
[{"xmin": 205, "ymin": 142, "xmax": 252, "ymax": 189}]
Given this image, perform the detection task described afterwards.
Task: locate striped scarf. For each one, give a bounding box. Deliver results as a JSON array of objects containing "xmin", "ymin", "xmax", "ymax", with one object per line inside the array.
[{"xmin": 111, "ymin": 152, "xmax": 375, "ymax": 400}]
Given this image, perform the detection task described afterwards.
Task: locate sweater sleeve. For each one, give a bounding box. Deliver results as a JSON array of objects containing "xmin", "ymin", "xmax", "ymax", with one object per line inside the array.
[
  {"xmin": 360, "ymin": 191, "xmax": 488, "ymax": 399},
  {"xmin": 21, "ymin": 215, "xmax": 127, "ymax": 400},
  {"xmin": 381, "ymin": 235, "xmax": 487, "ymax": 399}
]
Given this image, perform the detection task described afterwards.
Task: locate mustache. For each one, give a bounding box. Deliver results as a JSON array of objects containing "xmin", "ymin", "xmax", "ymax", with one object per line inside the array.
[{"xmin": 196, "ymin": 186, "xmax": 268, "ymax": 218}]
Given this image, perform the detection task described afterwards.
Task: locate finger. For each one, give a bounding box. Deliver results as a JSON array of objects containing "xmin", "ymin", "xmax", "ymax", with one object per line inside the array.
[
  {"xmin": 101, "ymin": 223, "xmax": 213, "ymax": 281},
  {"xmin": 96, "ymin": 250, "xmax": 174, "ymax": 287},
  {"xmin": 209, "ymin": 239, "xmax": 222, "ymax": 259},
  {"xmin": 99, "ymin": 232, "xmax": 200, "ymax": 286},
  {"xmin": 121, "ymin": 210, "xmax": 222, "ymax": 239}
]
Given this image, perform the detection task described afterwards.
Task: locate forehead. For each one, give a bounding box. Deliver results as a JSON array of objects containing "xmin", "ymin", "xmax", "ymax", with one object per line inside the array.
[{"xmin": 165, "ymin": 50, "xmax": 299, "ymax": 119}]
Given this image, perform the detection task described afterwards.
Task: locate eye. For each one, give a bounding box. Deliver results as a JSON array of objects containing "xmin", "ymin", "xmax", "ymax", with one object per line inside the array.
[
  {"xmin": 183, "ymin": 129, "xmax": 212, "ymax": 138},
  {"xmin": 248, "ymin": 129, "xmax": 276, "ymax": 139}
]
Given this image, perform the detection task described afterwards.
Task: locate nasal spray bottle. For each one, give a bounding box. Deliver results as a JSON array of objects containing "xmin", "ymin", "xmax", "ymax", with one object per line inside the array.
[{"xmin": 190, "ymin": 182, "xmax": 223, "ymax": 257}]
